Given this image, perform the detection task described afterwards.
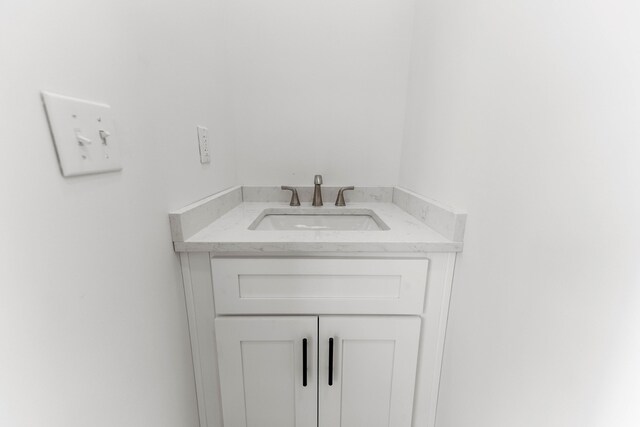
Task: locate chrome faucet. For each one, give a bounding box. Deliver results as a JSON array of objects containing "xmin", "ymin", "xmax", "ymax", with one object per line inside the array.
[
  {"xmin": 312, "ymin": 175, "xmax": 323, "ymax": 206},
  {"xmin": 281, "ymin": 186, "xmax": 300, "ymax": 206},
  {"xmin": 335, "ymin": 186, "xmax": 355, "ymax": 206}
]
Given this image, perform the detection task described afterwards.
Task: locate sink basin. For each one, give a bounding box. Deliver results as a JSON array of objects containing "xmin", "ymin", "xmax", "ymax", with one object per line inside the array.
[
  {"xmin": 249, "ymin": 209, "xmax": 389, "ymax": 231},
  {"xmin": 256, "ymin": 214, "xmax": 379, "ymax": 231}
]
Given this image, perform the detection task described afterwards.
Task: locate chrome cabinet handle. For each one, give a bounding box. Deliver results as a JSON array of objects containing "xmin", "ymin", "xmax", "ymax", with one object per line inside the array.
[
  {"xmin": 335, "ymin": 186, "xmax": 355, "ymax": 206},
  {"xmin": 281, "ymin": 186, "xmax": 301, "ymax": 206}
]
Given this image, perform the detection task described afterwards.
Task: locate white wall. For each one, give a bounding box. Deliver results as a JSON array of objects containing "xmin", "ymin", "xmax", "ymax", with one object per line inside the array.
[
  {"xmin": 224, "ymin": 0, "xmax": 416, "ymax": 186},
  {"xmin": 0, "ymin": 1, "xmax": 236, "ymax": 426},
  {"xmin": 4, "ymin": 0, "xmax": 639, "ymax": 425},
  {"xmin": 400, "ymin": 1, "xmax": 640, "ymax": 426}
]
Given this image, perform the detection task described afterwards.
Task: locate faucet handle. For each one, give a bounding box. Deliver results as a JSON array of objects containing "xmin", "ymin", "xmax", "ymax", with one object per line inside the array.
[
  {"xmin": 281, "ymin": 186, "xmax": 301, "ymax": 206},
  {"xmin": 314, "ymin": 175, "xmax": 323, "ymax": 185},
  {"xmin": 335, "ymin": 186, "xmax": 355, "ymax": 206}
]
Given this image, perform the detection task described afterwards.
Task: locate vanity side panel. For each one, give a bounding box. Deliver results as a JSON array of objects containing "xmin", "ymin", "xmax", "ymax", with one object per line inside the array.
[
  {"xmin": 181, "ymin": 252, "xmax": 223, "ymax": 427},
  {"xmin": 411, "ymin": 252, "xmax": 457, "ymax": 427}
]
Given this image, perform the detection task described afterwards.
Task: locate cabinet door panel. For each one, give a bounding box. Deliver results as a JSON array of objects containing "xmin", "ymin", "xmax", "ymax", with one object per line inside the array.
[
  {"xmin": 319, "ymin": 316, "xmax": 421, "ymax": 427},
  {"xmin": 216, "ymin": 317, "xmax": 317, "ymax": 427}
]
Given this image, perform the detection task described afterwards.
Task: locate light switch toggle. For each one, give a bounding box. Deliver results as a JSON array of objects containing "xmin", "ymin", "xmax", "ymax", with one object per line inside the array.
[
  {"xmin": 75, "ymin": 130, "xmax": 92, "ymax": 146},
  {"xmin": 99, "ymin": 130, "xmax": 111, "ymax": 145}
]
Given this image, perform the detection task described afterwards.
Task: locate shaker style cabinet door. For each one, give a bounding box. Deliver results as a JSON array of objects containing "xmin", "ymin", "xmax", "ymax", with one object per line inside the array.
[
  {"xmin": 318, "ymin": 316, "xmax": 421, "ymax": 427},
  {"xmin": 216, "ymin": 317, "xmax": 318, "ymax": 427}
]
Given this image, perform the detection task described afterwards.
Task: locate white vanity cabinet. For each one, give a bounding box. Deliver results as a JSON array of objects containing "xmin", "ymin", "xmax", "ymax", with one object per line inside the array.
[
  {"xmin": 209, "ymin": 257, "xmax": 427, "ymax": 427},
  {"xmin": 172, "ymin": 187, "xmax": 465, "ymax": 427},
  {"xmin": 216, "ymin": 316, "xmax": 420, "ymax": 427},
  {"xmin": 179, "ymin": 251, "xmax": 458, "ymax": 427}
]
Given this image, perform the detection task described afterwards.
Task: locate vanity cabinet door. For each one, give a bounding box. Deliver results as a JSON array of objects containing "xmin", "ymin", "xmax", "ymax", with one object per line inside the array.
[
  {"xmin": 318, "ymin": 316, "xmax": 421, "ymax": 427},
  {"xmin": 216, "ymin": 317, "xmax": 318, "ymax": 427}
]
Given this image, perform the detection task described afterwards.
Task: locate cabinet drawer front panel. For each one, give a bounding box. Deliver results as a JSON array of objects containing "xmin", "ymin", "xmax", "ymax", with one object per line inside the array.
[
  {"xmin": 239, "ymin": 274, "xmax": 401, "ymax": 299},
  {"xmin": 212, "ymin": 258, "xmax": 428, "ymax": 314}
]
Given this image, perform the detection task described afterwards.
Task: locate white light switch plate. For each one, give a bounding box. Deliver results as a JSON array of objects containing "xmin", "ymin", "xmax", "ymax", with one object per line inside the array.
[{"xmin": 42, "ymin": 92, "xmax": 122, "ymax": 177}]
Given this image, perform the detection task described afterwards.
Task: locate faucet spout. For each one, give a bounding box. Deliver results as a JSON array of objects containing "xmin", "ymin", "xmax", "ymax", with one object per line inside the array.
[{"xmin": 312, "ymin": 175, "xmax": 323, "ymax": 206}]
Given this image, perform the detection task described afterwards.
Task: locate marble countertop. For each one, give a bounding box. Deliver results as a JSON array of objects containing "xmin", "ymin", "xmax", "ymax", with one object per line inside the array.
[{"xmin": 173, "ymin": 200, "xmax": 463, "ymax": 254}]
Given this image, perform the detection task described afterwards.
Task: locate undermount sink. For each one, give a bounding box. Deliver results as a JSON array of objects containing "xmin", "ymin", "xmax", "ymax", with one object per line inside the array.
[{"xmin": 249, "ymin": 208, "xmax": 389, "ymax": 231}]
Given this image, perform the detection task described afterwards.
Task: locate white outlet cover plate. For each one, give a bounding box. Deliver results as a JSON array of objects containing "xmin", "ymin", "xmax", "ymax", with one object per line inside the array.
[
  {"xmin": 197, "ymin": 125, "xmax": 210, "ymax": 164},
  {"xmin": 42, "ymin": 92, "xmax": 122, "ymax": 177}
]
